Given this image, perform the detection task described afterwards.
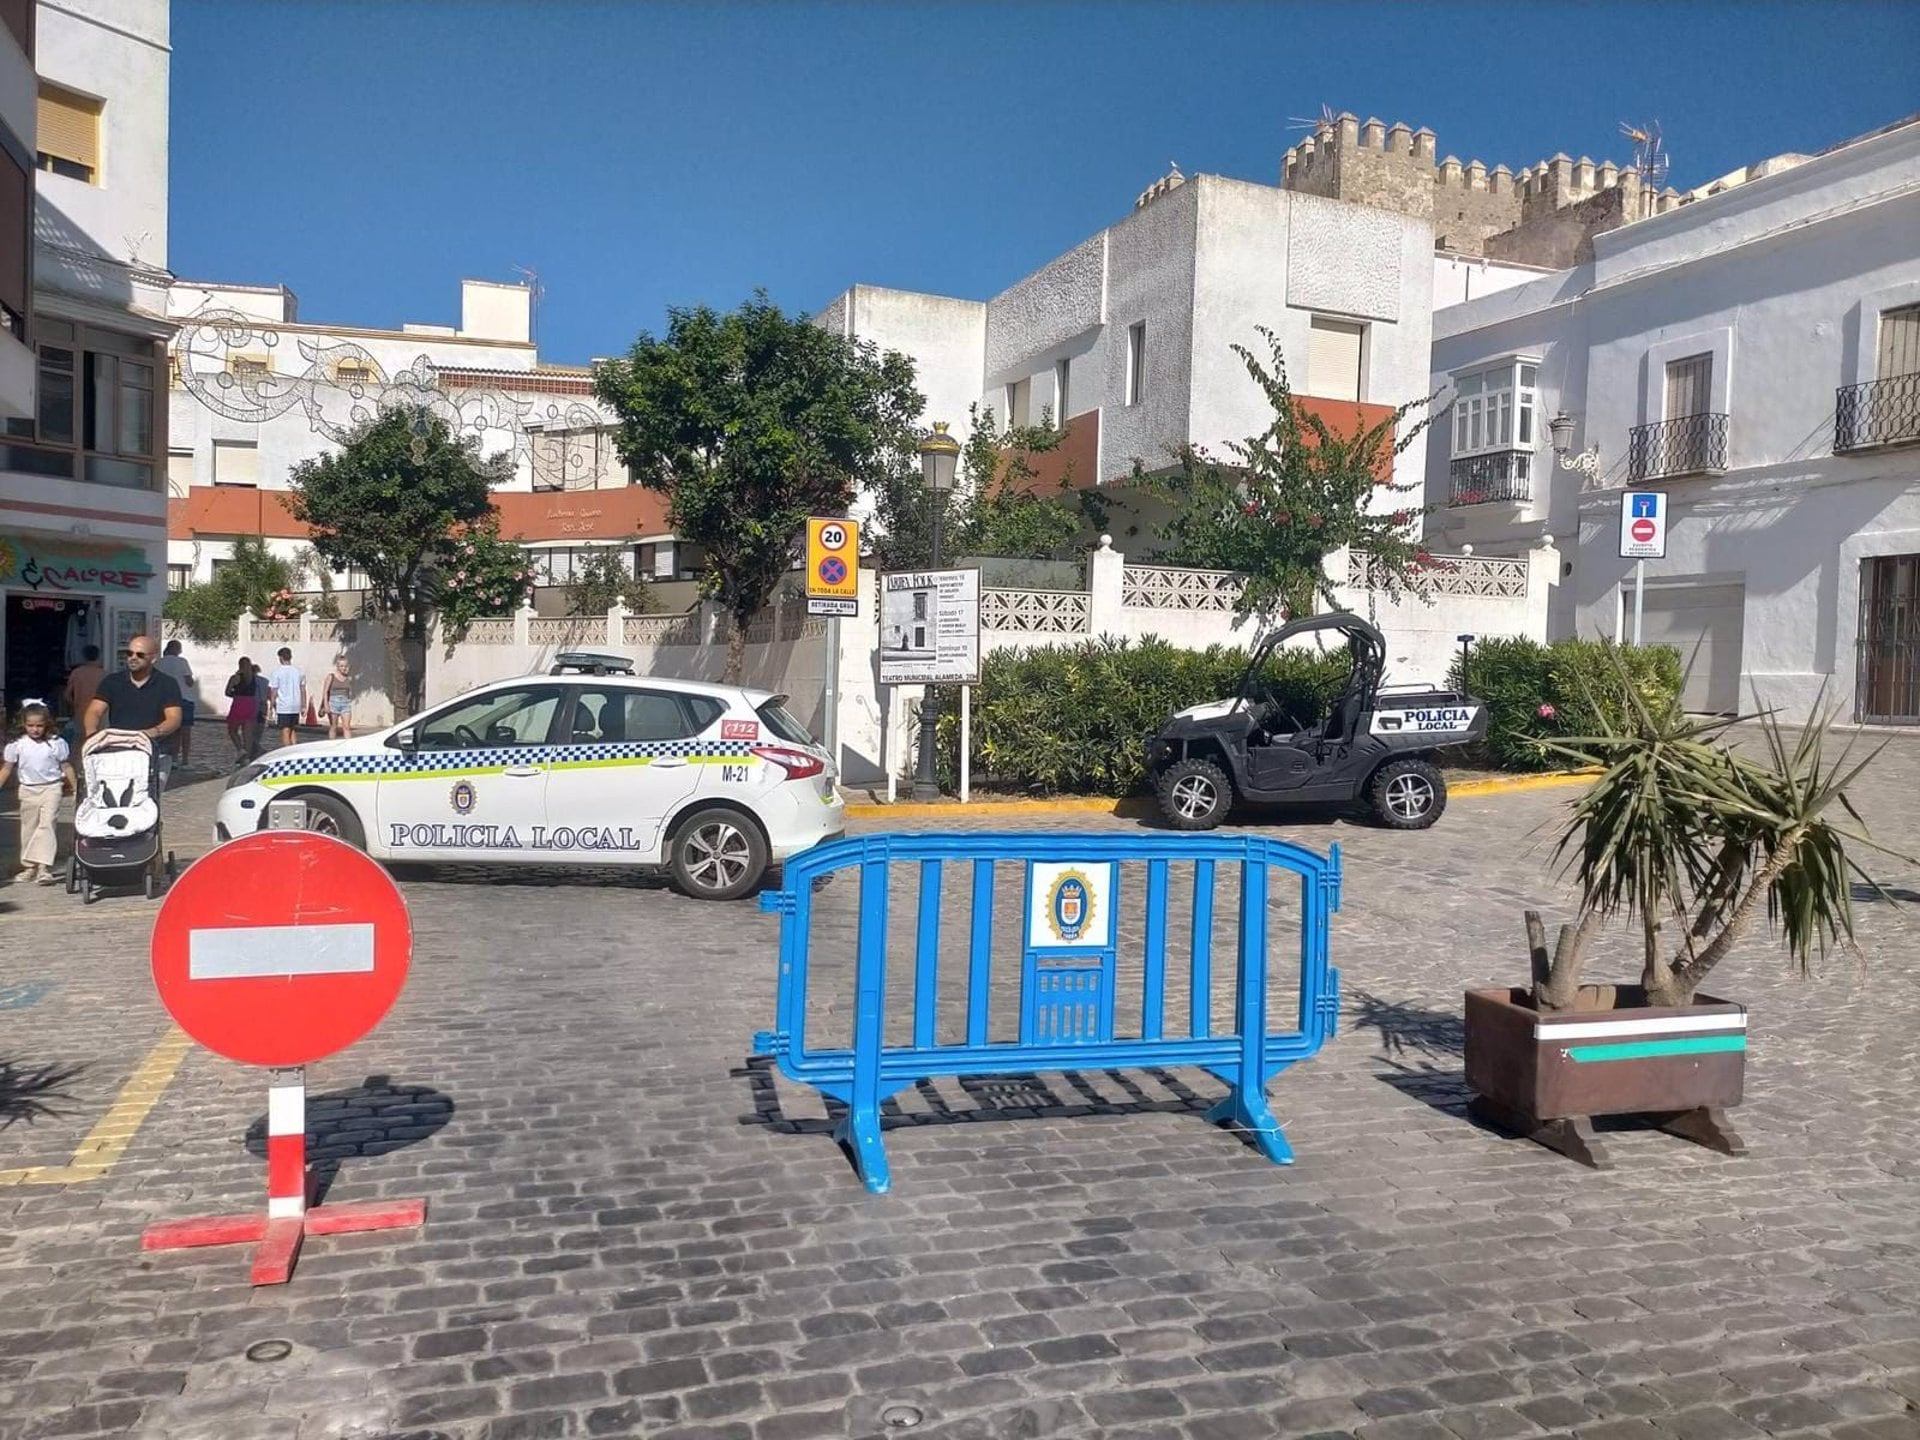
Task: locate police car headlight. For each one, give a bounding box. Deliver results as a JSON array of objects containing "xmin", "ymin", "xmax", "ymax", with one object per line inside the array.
[{"xmin": 225, "ymin": 763, "xmax": 268, "ymax": 790}]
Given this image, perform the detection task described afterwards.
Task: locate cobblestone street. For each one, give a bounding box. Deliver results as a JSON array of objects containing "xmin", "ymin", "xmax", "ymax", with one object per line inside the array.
[{"xmin": 1, "ymin": 729, "xmax": 1918, "ymax": 1440}]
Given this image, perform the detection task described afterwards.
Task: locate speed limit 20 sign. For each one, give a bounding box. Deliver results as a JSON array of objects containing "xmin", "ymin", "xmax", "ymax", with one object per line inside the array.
[{"xmin": 806, "ymin": 517, "xmax": 860, "ymax": 617}]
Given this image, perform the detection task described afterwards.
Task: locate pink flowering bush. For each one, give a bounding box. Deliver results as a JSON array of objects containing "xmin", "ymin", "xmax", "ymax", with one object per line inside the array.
[{"xmin": 433, "ymin": 515, "xmax": 537, "ymax": 634}]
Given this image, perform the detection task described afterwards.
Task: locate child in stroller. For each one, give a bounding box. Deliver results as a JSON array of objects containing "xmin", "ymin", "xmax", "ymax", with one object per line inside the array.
[{"xmin": 70, "ymin": 729, "xmax": 174, "ymax": 902}]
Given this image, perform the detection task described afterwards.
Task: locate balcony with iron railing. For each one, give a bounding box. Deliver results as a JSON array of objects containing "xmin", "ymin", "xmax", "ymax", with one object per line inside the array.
[
  {"xmin": 1628, "ymin": 412, "xmax": 1728, "ymax": 481},
  {"xmin": 1836, "ymin": 372, "xmax": 1920, "ymax": 453},
  {"xmin": 1447, "ymin": 449, "xmax": 1532, "ymax": 507}
]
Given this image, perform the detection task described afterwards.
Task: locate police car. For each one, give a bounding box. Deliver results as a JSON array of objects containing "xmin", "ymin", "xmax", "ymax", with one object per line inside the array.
[{"xmin": 214, "ymin": 653, "xmax": 844, "ymax": 901}]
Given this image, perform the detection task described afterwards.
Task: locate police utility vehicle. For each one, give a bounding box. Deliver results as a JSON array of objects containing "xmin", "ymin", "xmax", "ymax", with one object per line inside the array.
[
  {"xmin": 214, "ymin": 654, "xmax": 844, "ymax": 901},
  {"xmin": 1144, "ymin": 614, "xmax": 1488, "ymax": 831}
]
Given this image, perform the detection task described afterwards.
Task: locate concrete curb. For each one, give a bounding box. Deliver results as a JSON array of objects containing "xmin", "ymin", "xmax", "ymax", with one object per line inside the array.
[{"xmin": 842, "ymin": 768, "xmax": 1595, "ymax": 820}]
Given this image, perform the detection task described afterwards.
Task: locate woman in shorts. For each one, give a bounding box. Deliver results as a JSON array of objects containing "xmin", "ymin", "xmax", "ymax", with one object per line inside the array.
[{"xmin": 320, "ymin": 655, "xmax": 354, "ymax": 739}]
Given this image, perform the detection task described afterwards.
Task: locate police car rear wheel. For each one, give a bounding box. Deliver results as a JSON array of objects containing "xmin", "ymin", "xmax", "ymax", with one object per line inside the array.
[
  {"xmin": 293, "ymin": 792, "xmax": 366, "ymax": 850},
  {"xmin": 1370, "ymin": 758, "xmax": 1445, "ymax": 830},
  {"xmin": 1157, "ymin": 757, "xmax": 1231, "ymax": 831},
  {"xmin": 670, "ymin": 808, "xmax": 768, "ymax": 901}
]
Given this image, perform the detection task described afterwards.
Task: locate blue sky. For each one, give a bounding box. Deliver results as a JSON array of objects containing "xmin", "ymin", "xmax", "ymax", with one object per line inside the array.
[{"xmin": 170, "ymin": 1, "xmax": 1920, "ymax": 366}]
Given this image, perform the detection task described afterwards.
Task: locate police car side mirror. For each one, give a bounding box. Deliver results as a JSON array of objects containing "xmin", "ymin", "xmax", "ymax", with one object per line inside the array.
[{"xmin": 389, "ymin": 725, "xmax": 418, "ymax": 752}]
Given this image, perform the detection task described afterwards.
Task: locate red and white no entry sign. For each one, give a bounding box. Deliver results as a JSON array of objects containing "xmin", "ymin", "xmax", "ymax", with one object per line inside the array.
[
  {"xmin": 144, "ymin": 830, "xmax": 422, "ymax": 1286},
  {"xmin": 1631, "ymin": 518, "xmax": 1657, "ymax": 543},
  {"xmin": 151, "ymin": 830, "xmax": 412, "ymax": 1067}
]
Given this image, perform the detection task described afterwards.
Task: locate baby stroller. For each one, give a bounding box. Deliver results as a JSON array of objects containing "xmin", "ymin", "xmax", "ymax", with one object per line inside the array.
[{"xmin": 68, "ymin": 729, "xmax": 175, "ymax": 903}]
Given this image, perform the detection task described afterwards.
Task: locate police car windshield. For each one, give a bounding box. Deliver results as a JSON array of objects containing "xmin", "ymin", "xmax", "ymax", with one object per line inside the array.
[{"xmin": 756, "ymin": 701, "xmax": 815, "ymax": 747}]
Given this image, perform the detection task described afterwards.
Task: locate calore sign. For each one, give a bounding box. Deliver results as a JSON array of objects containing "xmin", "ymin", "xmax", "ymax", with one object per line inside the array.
[{"xmin": 1371, "ymin": 705, "xmax": 1477, "ymax": 736}]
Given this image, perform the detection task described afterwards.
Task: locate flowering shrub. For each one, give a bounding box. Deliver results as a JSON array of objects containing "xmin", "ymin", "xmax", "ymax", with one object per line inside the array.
[
  {"xmin": 260, "ymin": 587, "xmax": 305, "ymax": 622},
  {"xmin": 433, "ymin": 516, "xmax": 537, "ymax": 635},
  {"xmin": 1451, "ymin": 637, "xmax": 1683, "ymax": 771}
]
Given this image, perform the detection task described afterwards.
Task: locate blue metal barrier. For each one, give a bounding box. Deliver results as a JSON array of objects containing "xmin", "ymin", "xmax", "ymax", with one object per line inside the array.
[{"xmin": 755, "ymin": 832, "xmax": 1342, "ymax": 1193}]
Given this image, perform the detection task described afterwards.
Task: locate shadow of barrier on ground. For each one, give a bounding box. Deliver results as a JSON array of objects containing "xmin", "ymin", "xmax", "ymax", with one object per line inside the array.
[
  {"xmin": 241, "ymin": 1075, "xmax": 453, "ymax": 1206},
  {"xmin": 749, "ymin": 830, "xmax": 1342, "ymax": 1193}
]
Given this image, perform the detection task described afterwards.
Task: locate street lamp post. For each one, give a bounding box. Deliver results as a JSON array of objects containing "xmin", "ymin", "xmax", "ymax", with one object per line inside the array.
[{"xmin": 911, "ymin": 422, "xmax": 961, "ymax": 802}]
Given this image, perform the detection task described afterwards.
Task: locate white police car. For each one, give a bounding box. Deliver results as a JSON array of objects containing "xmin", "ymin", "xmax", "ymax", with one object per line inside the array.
[{"xmin": 214, "ymin": 654, "xmax": 844, "ymax": 901}]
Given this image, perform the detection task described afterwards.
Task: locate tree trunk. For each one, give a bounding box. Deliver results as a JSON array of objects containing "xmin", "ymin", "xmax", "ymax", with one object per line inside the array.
[
  {"xmin": 388, "ymin": 610, "xmax": 427, "ymax": 719},
  {"xmin": 1539, "ymin": 907, "xmax": 1603, "ymax": 1012},
  {"xmin": 723, "ymin": 612, "xmax": 747, "ymax": 684},
  {"xmin": 1525, "ymin": 911, "xmax": 1551, "ymax": 994},
  {"xmin": 1664, "ymin": 841, "xmax": 1802, "ymax": 1005}
]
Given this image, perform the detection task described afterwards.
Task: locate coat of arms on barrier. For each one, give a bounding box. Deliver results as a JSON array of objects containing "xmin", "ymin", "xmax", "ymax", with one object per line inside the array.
[{"xmin": 1047, "ymin": 869, "xmax": 1094, "ymax": 943}]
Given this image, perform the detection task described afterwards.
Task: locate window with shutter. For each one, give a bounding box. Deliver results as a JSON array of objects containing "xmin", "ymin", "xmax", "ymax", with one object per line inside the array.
[
  {"xmin": 36, "ymin": 82, "xmax": 101, "ymax": 184},
  {"xmin": 1664, "ymin": 353, "xmax": 1713, "ymax": 419},
  {"xmin": 1877, "ymin": 304, "xmax": 1920, "ymax": 379},
  {"xmin": 1307, "ymin": 318, "xmax": 1364, "ymax": 403},
  {"xmin": 212, "ymin": 439, "xmax": 261, "ymax": 487}
]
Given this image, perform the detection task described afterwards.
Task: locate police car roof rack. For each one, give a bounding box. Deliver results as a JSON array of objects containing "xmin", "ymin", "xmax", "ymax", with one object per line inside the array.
[{"xmin": 548, "ymin": 651, "xmax": 636, "ymax": 676}]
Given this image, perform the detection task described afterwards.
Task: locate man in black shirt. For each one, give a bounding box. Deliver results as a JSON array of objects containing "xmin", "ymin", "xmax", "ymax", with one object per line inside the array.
[{"xmin": 85, "ymin": 634, "xmax": 184, "ymax": 790}]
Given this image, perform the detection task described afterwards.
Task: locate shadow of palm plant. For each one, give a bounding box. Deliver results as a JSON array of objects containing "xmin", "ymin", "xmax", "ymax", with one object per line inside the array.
[
  {"xmin": 0, "ymin": 1058, "xmax": 87, "ymax": 1129},
  {"xmin": 1346, "ymin": 989, "xmax": 1465, "ymax": 1060}
]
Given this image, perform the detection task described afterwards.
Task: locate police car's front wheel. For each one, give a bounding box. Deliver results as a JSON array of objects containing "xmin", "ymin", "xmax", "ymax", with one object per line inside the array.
[
  {"xmin": 289, "ymin": 792, "xmax": 366, "ymax": 850},
  {"xmin": 669, "ymin": 808, "xmax": 769, "ymax": 901}
]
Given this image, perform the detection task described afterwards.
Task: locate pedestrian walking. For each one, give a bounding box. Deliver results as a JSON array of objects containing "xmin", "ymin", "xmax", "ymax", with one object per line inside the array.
[
  {"xmin": 268, "ymin": 648, "xmax": 306, "ymax": 750},
  {"xmin": 319, "ymin": 655, "xmax": 354, "ymax": 739},
  {"xmin": 61, "ymin": 645, "xmax": 103, "ymax": 740},
  {"xmin": 1, "ymin": 701, "xmax": 76, "ymax": 885},
  {"xmin": 155, "ymin": 639, "xmax": 198, "ymax": 770},
  {"xmin": 83, "ymin": 636, "xmax": 184, "ymax": 791},
  {"xmin": 224, "ymin": 658, "xmax": 260, "ymax": 763}
]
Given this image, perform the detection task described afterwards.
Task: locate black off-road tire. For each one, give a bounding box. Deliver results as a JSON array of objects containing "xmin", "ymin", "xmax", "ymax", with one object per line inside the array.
[
  {"xmin": 1156, "ymin": 757, "xmax": 1233, "ymax": 831},
  {"xmin": 1370, "ymin": 757, "xmax": 1446, "ymax": 830}
]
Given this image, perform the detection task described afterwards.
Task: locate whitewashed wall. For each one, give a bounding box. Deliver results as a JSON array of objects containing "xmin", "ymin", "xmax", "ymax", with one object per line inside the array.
[{"xmin": 165, "ymin": 541, "xmax": 1551, "ymax": 790}]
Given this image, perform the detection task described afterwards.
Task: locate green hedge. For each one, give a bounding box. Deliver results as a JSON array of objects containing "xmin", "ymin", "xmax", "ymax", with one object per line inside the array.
[
  {"xmin": 1449, "ymin": 636, "xmax": 1684, "ymax": 771},
  {"xmin": 933, "ymin": 637, "xmax": 1350, "ymax": 795}
]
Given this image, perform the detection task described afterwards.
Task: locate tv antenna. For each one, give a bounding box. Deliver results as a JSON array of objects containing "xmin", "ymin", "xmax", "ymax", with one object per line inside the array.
[
  {"xmin": 511, "ymin": 264, "xmax": 545, "ymax": 345},
  {"xmin": 1620, "ymin": 120, "xmax": 1669, "ymax": 187},
  {"xmin": 1286, "ymin": 102, "xmax": 1340, "ymax": 134}
]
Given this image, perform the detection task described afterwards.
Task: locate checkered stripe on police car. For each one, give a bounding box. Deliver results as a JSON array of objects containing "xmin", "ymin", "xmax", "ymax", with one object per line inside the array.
[{"xmin": 256, "ymin": 738, "xmax": 760, "ymax": 785}]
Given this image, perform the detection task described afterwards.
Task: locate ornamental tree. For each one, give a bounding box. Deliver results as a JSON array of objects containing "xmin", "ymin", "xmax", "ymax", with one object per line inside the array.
[
  {"xmin": 287, "ymin": 406, "xmax": 509, "ymax": 716},
  {"xmin": 1137, "ymin": 327, "xmax": 1440, "ymax": 622},
  {"xmin": 161, "ymin": 536, "xmax": 301, "ymax": 643},
  {"xmin": 593, "ymin": 293, "xmax": 922, "ymax": 680}
]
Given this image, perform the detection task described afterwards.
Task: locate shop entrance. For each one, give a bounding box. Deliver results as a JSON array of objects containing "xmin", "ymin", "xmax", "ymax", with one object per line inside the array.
[{"xmin": 3, "ymin": 594, "xmax": 101, "ymax": 720}]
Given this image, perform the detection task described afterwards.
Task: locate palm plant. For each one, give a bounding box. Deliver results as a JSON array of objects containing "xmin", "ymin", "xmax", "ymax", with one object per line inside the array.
[{"xmin": 1526, "ymin": 661, "xmax": 1900, "ymax": 1012}]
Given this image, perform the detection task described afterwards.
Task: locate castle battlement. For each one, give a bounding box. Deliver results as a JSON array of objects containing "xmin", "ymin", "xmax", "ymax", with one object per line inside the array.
[{"xmin": 1281, "ymin": 110, "xmax": 1703, "ymax": 258}]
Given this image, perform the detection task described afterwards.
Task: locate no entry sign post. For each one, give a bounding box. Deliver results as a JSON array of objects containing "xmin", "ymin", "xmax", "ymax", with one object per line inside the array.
[
  {"xmin": 1618, "ymin": 491, "xmax": 1668, "ymax": 646},
  {"xmin": 140, "ymin": 831, "xmax": 425, "ymax": 1286}
]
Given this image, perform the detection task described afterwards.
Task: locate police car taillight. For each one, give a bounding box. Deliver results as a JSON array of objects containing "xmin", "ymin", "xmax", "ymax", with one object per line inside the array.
[{"xmin": 752, "ymin": 744, "xmax": 824, "ymax": 780}]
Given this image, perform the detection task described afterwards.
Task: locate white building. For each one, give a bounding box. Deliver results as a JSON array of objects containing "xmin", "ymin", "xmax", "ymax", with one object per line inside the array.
[
  {"xmin": 163, "ymin": 278, "xmax": 690, "ymax": 600},
  {"xmin": 817, "ymin": 167, "xmax": 1445, "ymax": 527},
  {"xmin": 1428, "ymin": 114, "xmax": 1920, "ymax": 721},
  {"xmin": 0, "ymin": 0, "xmax": 173, "ymax": 715}
]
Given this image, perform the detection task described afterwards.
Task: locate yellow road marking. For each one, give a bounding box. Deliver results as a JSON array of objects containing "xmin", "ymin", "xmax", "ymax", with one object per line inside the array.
[
  {"xmin": 844, "ymin": 769, "xmax": 1597, "ymax": 819},
  {"xmin": 0, "ymin": 1026, "xmax": 193, "ymax": 1186}
]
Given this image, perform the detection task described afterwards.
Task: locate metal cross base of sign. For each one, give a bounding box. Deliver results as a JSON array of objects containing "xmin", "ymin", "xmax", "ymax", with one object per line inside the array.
[{"xmin": 140, "ymin": 1067, "xmax": 426, "ymax": 1286}]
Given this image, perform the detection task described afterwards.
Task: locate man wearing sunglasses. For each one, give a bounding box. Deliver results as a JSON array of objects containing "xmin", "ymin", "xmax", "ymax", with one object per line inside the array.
[{"xmin": 83, "ymin": 636, "xmax": 184, "ymax": 791}]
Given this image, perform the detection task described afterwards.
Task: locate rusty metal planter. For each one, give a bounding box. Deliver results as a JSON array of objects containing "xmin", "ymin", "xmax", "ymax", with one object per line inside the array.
[{"xmin": 1463, "ymin": 986, "xmax": 1748, "ymax": 1169}]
